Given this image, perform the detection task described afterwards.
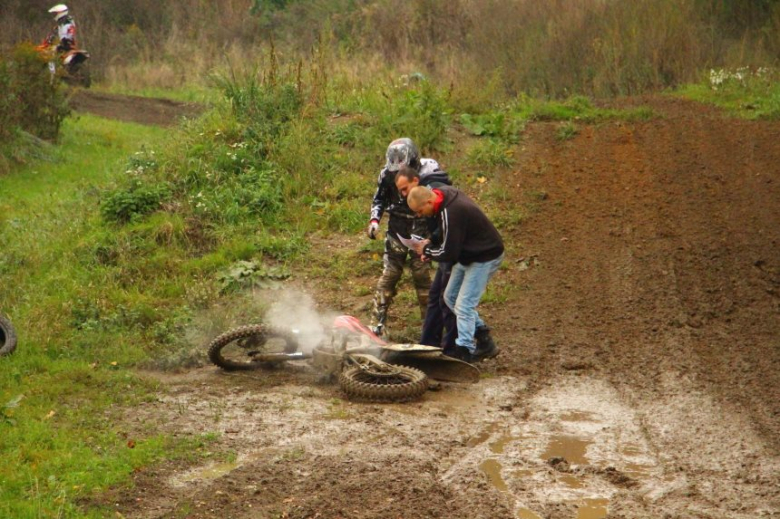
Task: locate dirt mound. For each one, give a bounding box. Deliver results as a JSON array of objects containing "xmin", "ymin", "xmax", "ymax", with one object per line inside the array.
[
  {"xmin": 69, "ymin": 90, "xmax": 203, "ymax": 126},
  {"xmin": 96, "ymin": 97, "xmax": 780, "ymax": 519}
]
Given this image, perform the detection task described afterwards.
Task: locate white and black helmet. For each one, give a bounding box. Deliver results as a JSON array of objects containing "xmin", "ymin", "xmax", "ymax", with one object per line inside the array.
[
  {"xmin": 49, "ymin": 4, "xmax": 69, "ymax": 21},
  {"xmin": 385, "ymin": 137, "xmax": 421, "ymax": 172}
]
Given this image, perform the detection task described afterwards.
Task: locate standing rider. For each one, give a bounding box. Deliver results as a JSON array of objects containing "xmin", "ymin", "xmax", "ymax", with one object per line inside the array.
[
  {"xmin": 45, "ymin": 4, "xmax": 77, "ymax": 74},
  {"xmin": 367, "ymin": 138, "xmax": 441, "ymax": 336}
]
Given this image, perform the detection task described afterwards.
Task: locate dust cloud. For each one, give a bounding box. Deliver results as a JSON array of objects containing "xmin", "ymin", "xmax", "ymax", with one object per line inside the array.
[{"xmin": 263, "ymin": 290, "xmax": 337, "ymax": 353}]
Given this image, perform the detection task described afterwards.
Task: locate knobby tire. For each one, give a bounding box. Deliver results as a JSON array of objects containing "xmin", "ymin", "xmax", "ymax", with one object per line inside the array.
[
  {"xmin": 0, "ymin": 314, "xmax": 17, "ymax": 357},
  {"xmin": 339, "ymin": 365, "xmax": 428, "ymax": 402},
  {"xmin": 207, "ymin": 324, "xmax": 299, "ymax": 371}
]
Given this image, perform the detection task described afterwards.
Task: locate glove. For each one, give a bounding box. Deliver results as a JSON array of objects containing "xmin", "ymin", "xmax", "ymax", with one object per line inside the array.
[{"xmin": 367, "ymin": 220, "xmax": 380, "ymax": 240}]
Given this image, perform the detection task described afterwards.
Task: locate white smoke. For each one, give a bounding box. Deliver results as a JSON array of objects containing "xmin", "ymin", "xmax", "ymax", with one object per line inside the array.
[{"xmin": 263, "ymin": 290, "xmax": 337, "ymax": 353}]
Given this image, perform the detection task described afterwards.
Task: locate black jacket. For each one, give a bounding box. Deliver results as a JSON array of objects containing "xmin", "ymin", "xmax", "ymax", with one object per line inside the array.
[
  {"xmin": 423, "ymin": 186, "xmax": 504, "ymax": 265},
  {"xmin": 369, "ymin": 159, "xmax": 450, "ymax": 240}
]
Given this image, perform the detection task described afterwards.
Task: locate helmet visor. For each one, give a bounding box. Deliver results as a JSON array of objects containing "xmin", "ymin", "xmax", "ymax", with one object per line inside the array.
[{"xmin": 385, "ymin": 145, "xmax": 410, "ymax": 172}]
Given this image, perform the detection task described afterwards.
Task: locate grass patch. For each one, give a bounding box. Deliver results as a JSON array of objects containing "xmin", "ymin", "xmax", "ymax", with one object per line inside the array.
[
  {"xmin": 0, "ymin": 114, "xmax": 218, "ymax": 517},
  {"xmin": 676, "ymin": 67, "xmax": 780, "ymax": 120},
  {"xmin": 514, "ymin": 94, "xmax": 654, "ymax": 123}
]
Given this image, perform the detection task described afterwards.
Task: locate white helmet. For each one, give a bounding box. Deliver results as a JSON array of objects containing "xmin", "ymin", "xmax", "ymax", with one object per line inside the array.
[
  {"xmin": 49, "ymin": 4, "xmax": 69, "ymax": 21},
  {"xmin": 385, "ymin": 138, "xmax": 421, "ymax": 173}
]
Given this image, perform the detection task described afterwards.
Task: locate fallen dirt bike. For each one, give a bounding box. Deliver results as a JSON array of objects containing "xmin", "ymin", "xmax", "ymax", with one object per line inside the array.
[
  {"xmin": 207, "ymin": 315, "xmax": 479, "ymax": 402},
  {"xmin": 0, "ymin": 313, "xmax": 17, "ymax": 357},
  {"xmin": 35, "ymin": 42, "xmax": 91, "ymax": 88}
]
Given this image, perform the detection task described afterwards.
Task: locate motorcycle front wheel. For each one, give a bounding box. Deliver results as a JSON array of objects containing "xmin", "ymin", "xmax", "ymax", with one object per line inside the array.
[
  {"xmin": 339, "ymin": 364, "xmax": 428, "ymax": 402},
  {"xmin": 207, "ymin": 324, "xmax": 300, "ymax": 371},
  {"xmin": 0, "ymin": 314, "xmax": 18, "ymax": 357}
]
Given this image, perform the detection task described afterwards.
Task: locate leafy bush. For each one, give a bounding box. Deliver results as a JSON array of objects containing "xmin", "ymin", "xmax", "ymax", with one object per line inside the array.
[
  {"xmin": 101, "ymin": 179, "xmax": 172, "ymax": 223},
  {"xmin": 379, "ymin": 80, "xmax": 452, "ymax": 152},
  {"xmin": 217, "ymin": 260, "xmax": 290, "ymax": 293},
  {"xmin": 0, "ymin": 43, "xmax": 70, "ymax": 173},
  {"xmin": 1, "ymin": 43, "xmax": 70, "ymax": 141}
]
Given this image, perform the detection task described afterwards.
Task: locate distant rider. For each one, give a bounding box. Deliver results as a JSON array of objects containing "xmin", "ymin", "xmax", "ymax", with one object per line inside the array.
[
  {"xmin": 44, "ymin": 4, "xmax": 77, "ymax": 74},
  {"xmin": 367, "ymin": 138, "xmax": 441, "ymax": 336}
]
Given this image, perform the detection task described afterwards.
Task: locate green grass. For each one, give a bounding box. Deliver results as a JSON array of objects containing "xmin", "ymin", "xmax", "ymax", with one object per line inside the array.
[
  {"xmin": 513, "ymin": 94, "xmax": 655, "ymax": 123},
  {"xmin": 0, "ymin": 114, "xmax": 218, "ymax": 518},
  {"xmin": 97, "ymin": 83, "xmax": 219, "ymax": 104},
  {"xmin": 676, "ymin": 68, "xmax": 780, "ymax": 120}
]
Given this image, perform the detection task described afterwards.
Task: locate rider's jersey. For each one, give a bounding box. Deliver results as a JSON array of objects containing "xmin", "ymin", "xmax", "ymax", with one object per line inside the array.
[
  {"xmin": 369, "ymin": 158, "xmax": 441, "ymax": 222},
  {"xmin": 50, "ymin": 15, "xmax": 76, "ymax": 51}
]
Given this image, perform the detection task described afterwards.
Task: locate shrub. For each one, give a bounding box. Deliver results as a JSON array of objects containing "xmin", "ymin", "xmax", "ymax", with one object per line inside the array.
[
  {"xmin": 101, "ymin": 179, "xmax": 172, "ymax": 224},
  {"xmin": 379, "ymin": 80, "xmax": 452, "ymax": 153},
  {"xmin": 3, "ymin": 43, "xmax": 70, "ymax": 141}
]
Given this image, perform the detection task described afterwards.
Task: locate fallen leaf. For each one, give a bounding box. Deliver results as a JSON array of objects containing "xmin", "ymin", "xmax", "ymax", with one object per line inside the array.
[{"xmin": 45, "ymin": 410, "xmax": 56, "ymax": 420}]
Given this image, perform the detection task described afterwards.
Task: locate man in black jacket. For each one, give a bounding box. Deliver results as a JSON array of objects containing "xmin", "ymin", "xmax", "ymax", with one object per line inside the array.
[
  {"xmin": 395, "ymin": 166, "xmax": 457, "ymax": 353},
  {"xmin": 407, "ymin": 185, "xmax": 503, "ymax": 362}
]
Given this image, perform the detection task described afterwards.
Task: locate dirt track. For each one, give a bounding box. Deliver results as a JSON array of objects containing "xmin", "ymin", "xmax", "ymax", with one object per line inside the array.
[
  {"xmin": 69, "ymin": 90, "xmax": 203, "ymax": 127},
  {"xmin": 86, "ymin": 96, "xmax": 779, "ymax": 518}
]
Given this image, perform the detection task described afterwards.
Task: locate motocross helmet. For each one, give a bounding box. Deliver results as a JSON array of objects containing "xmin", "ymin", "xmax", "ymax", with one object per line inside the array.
[
  {"xmin": 49, "ymin": 4, "xmax": 69, "ymax": 21},
  {"xmin": 385, "ymin": 138, "xmax": 421, "ymax": 173}
]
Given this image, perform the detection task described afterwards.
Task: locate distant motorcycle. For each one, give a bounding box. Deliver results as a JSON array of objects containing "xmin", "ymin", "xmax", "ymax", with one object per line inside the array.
[
  {"xmin": 207, "ymin": 315, "xmax": 479, "ymax": 402},
  {"xmin": 35, "ymin": 41, "xmax": 91, "ymax": 88},
  {"xmin": 0, "ymin": 313, "xmax": 17, "ymax": 357}
]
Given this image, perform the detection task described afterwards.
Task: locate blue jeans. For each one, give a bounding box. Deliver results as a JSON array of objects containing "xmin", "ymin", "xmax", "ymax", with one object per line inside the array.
[{"xmin": 444, "ymin": 254, "xmax": 504, "ymax": 353}]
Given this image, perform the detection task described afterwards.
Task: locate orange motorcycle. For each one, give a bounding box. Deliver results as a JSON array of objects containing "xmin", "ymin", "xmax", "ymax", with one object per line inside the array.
[{"xmin": 35, "ymin": 40, "xmax": 91, "ymax": 88}]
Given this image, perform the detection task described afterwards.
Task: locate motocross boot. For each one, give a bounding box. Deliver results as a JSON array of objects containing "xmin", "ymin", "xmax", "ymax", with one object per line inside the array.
[
  {"xmin": 372, "ymin": 290, "xmax": 392, "ymax": 337},
  {"xmin": 415, "ymin": 288, "xmax": 429, "ymax": 321}
]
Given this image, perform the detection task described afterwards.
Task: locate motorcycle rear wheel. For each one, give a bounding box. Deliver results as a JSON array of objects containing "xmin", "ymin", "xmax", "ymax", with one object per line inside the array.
[
  {"xmin": 0, "ymin": 314, "xmax": 18, "ymax": 357},
  {"xmin": 339, "ymin": 365, "xmax": 428, "ymax": 402},
  {"xmin": 207, "ymin": 324, "xmax": 299, "ymax": 371}
]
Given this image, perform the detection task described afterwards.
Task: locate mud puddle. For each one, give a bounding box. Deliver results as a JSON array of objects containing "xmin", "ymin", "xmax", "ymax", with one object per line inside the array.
[{"xmin": 125, "ymin": 367, "xmax": 779, "ymax": 519}]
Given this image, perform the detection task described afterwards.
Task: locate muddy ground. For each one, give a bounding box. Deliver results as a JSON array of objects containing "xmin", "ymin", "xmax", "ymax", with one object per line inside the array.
[
  {"xmin": 77, "ymin": 95, "xmax": 780, "ymax": 518},
  {"xmin": 69, "ymin": 90, "xmax": 203, "ymax": 127}
]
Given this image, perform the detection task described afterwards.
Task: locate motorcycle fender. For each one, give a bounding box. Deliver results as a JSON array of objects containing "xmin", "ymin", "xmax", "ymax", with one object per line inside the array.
[{"xmin": 387, "ymin": 352, "xmax": 480, "ymax": 383}]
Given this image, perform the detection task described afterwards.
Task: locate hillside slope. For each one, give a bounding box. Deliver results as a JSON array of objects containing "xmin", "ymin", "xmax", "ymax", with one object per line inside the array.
[
  {"xmin": 504, "ymin": 96, "xmax": 780, "ymax": 447},
  {"xmin": 99, "ymin": 96, "xmax": 780, "ymax": 519}
]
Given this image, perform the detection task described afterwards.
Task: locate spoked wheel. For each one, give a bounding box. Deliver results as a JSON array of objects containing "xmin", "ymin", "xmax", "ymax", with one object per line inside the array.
[
  {"xmin": 339, "ymin": 362, "xmax": 428, "ymax": 402},
  {"xmin": 207, "ymin": 324, "xmax": 300, "ymax": 371},
  {"xmin": 0, "ymin": 314, "xmax": 17, "ymax": 357}
]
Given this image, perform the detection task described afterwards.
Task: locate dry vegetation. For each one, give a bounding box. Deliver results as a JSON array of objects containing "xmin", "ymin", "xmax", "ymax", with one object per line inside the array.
[{"xmin": 2, "ymin": 0, "xmax": 779, "ymax": 96}]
